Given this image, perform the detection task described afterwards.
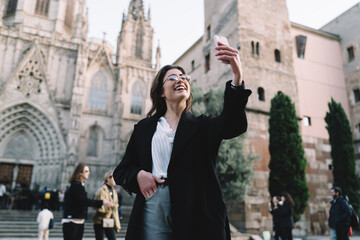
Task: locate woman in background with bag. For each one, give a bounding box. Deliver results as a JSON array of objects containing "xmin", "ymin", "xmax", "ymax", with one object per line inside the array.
[{"xmin": 93, "ymin": 171, "xmax": 121, "ymax": 240}]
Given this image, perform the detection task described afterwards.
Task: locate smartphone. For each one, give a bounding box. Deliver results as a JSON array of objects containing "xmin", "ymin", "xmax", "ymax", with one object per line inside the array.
[
  {"xmin": 214, "ymin": 35, "xmax": 229, "ymax": 47},
  {"xmin": 214, "ymin": 35, "xmax": 230, "ymax": 64}
]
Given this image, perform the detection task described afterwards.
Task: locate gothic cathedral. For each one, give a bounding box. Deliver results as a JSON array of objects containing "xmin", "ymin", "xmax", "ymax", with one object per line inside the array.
[{"xmin": 0, "ymin": 0, "xmax": 159, "ymax": 195}]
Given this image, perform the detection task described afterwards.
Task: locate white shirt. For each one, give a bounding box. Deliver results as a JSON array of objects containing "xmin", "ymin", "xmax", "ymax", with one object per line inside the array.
[
  {"xmin": 151, "ymin": 117, "xmax": 175, "ymax": 178},
  {"xmin": 0, "ymin": 184, "xmax": 6, "ymax": 197},
  {"xmin": 37, "ymin": 209, "xmax": 54, "ymax": 230}
]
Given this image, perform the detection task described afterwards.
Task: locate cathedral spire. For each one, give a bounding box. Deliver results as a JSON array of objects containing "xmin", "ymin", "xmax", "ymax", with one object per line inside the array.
[{"xmin": 128, "ymin": 0, "xmax": 145, "ymax": 20}]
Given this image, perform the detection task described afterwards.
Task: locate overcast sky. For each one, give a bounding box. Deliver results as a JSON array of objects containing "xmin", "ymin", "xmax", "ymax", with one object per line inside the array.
[{"xmin": 86, "ymin": 0, "xmax": 360, "ymax": 65}]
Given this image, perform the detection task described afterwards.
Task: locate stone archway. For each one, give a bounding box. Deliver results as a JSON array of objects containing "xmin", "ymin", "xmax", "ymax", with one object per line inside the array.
[{"xmin": 0, "ymin": 103, "xmax": 66, "ymax": 189}]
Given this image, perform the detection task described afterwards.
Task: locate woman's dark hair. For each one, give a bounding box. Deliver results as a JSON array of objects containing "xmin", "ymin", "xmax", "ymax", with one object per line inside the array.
[
  {"xmin": 68, "ymin": 163, "xmax": 87, "ymax": 183},
  {"xmin": 147, "ymin": 65, "xmax": 193, "ymax": 117},
  {"xmin": 282, "ymin": 192, "xmax": 295, "ymax": 208}
]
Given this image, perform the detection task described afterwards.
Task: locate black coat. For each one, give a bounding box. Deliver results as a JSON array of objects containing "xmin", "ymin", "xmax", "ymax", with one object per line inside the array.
[
  {"xmin": 278, "ymin": 203, "xmax": 294, "ymax": 229},
  {"xmin": 63, "ymin": 181, "xmax": 103, "ymax": 220},
  {"xmin": 114, "ymin": 81, "xmax": 251, "ymax": 240},
  {"xmin": 328, "ymin": 196, "xmax": 351, "ymax": 228}
]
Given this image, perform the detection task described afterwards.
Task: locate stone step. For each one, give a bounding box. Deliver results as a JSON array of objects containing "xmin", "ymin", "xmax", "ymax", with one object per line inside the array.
[{"xmin": 0, "ymin": 207, "xmax": 131, "ymax": 238}]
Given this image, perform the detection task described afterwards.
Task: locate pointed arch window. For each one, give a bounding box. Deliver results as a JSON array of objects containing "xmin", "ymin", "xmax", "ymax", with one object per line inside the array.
[
  {"xmin": 87, "ymin": 127, "xmax": 98, "ymax": 157},
  {"xmin": 131, "ymin": 81, "xmax": 144, "ymax": 115},
  {"xmin": 35, "ymin": 0, "xmax": 50, "ymax": 16},
  {"xmin": 257, "ymin": 87, "xmax": 265, "ymax": 101},
  {"xmin": 6, "ymin": 0, "xmax": 18, "ymax": 16},
  {"xmin": 88, "ymin": 72, "xmax": 107, "ymax": 111},
  {"xmin": 135, "ymin": 29, "xmax": 144, "ymax": 59}
]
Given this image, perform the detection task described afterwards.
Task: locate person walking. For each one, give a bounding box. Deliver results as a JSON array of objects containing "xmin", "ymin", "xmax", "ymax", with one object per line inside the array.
[
  {"xmin": 269, "ymin": 196, "xmax": 281, "ymax": 240},
  {"xmin": 93, "ymin": 171, "xmax": 121, "ymax": 240},
  {"xmin": 328, "ymin": 186, "xmax": 351, "ymax": 240},
  {"xmin": 278, "ymin": 192, "xmax": 294, "ymax": 240},
  {"xmin": 36, "ymin": 203, "xmax": 54, "ymax": 240},
  {"xmin": 62, "ymin": 163, "xmax": 113, "ymax": 240},
  {"xmin": 114, "ymin": 39, "xmax": 251, "ymax": 240}
]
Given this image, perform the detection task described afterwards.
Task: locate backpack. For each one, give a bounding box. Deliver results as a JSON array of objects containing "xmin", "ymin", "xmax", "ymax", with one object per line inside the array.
[
  {"xmin": 48, "ymin": 218, "xmax": 54, "ymax": 229},
  {"xmin": 44, "ymin": 192, "xmax": 51, "ymax": 200},
  {"xmin": 350, "ymin": 206, "xmax": 359, "ymax": 228}
]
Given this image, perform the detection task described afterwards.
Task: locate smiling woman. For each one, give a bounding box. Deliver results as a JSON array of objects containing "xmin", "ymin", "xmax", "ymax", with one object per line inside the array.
[{"xmin": 113, "ymin": 41, "xmax": 252, "ymax": 240}]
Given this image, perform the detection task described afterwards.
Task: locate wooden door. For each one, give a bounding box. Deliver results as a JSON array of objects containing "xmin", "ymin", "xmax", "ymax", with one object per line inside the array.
[{"xmin": 16, "ymin": 165, "xmax": 33, "ymax": 187}]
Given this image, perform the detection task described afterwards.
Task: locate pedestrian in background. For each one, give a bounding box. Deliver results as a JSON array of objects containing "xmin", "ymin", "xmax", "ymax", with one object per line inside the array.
[
  {"xmin": 328, "ymin": 186, "xmax": 351, "ymax": 240},
  {"xmin": 93, "ymin": 171, "xmax": 121, "ymax": 240},
  {"xmin": 62, "ymin": 163, "xmax": 113, "ymax": 240},
  {"xmin": 36, "ymin": 203, "xmax": 53, "ymax": 240},
  {"xmin": 0, "ymin": 182, "xmax": 6, "ymax": 209},
  {"xmin": 269, "ymin": 195, "xmax": 281, "ymax": 240},
  {"xmin": 278, "ymin": 192, "xmax": 294, "ymax": 240}
]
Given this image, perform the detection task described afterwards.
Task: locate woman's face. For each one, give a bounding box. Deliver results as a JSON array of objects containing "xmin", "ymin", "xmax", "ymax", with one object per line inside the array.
[
  {"xmin": 81, "ymin": 166, "xmax": 90, "ymax": 180},
  {"xmin": 106, "ymin": 175, "xmax": 116, "ymax": 187},
  {"xmin": 281, "ymin": 196, "xmax": 286, "ymax": 202},
  {"xmin": 272, "ymin": 196, "xmax": 279, "ymax": 203},
  {"xmin": 161, "ymin": 68, "xmax": 191, "ymax": 106}
]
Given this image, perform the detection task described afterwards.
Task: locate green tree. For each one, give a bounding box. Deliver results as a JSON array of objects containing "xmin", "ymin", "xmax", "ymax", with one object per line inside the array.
[
  {"xmin": 268, "ymin": 93, "xmax": 309, "ymax": 222},
  {"xmin": 325, "ymin": 98, "xmax": 360, "ymax": 212},
  {"xmin": 192, "ymin": 86, "xmax": 257, "ymax": 202}
]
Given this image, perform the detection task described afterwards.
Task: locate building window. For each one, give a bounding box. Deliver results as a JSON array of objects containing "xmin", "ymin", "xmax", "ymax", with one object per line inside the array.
[
  {"xmin": 354, "ymin": 88, "xmax": 360, "ymax": 103},
  {"xmin": 87, "ymin": 127, "xmax": 98, "ymax": 157},
  {"xmin": 256, "ymin": 42, "xmax": 260, "ymax": 56},
  {"xmin": 131, "ymin": 81, "xmax": 144, "ymax": 115},
  {"xmin": 296, "ymin": 35, "xmax": 307, "ymax": 59},
  {"xmin": 6, "ymin": 0, "xmax": 18, "ymax": 15},
  {"xmin": 274, "ymin": 49, "xmax": 281, "ymax": 63},
  {"xmin": 136, "ymin": 29, "xmax": 143, "ymax": 59},
  {"xmin": 206, "ymin": 25, "xmax": 211, "ymax": 41},
  {"xmin": 87, "ymin": 72, "xmax": 107, "ymax": 110},
  {"xmin": 205, "ymin": 53, "xmax": 210, "ymax": 72},
  {"xmin": 303, "ymin": 116, "xmax": 311, "ymax": 126},
  {"xmin": 251, "ymin": 41, "xmax": 260, "ymax": 57},
  {"xmin": 191, "ymin": 60, "xmax": 195, "ymax": 71},
  {"xmin": 35, "ymin": 0, "xmax": 50, "ymax": 16},
  {"xmin": 64, "ymin": 0, "xmax": 74, "ymax": 29},
  {"xmin": 357, "ymin": 123, "xmax": 360, "ymax": 138},
  {"xmin": 347, "ymin": 46, "xmax": 355, "ymax": 62},
  {"xmin": 257, "ymin": 87, "xmax": 265, "ymax": 101}
]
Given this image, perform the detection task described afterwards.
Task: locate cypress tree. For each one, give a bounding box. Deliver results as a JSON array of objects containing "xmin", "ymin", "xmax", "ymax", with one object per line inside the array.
[
  {"xmin": 325, "ymin": 98, "xmax": 360, "ymax": 212},
  {"xmin": 192, "ymin": 86, "xmax": 257, "ymax": 202},
  {"xmin": 268, "ymin": 93, "xmax": 309, "ymax": 222}
]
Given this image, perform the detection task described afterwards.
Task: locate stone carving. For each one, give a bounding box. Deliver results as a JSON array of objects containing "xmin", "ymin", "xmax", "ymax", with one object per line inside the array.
[{"xmin": 17, "ymin": 57, "xmax": 43, "ymax": 97}]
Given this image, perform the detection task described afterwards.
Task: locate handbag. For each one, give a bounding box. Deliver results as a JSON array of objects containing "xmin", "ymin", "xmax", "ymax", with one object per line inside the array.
[
  {"xmin": 48, "ymin": 218, "xmax": 54, "ymax": 229},
  {"xmin": 103, "ymin": 218, "xmax": 114, "ymax": 228}
]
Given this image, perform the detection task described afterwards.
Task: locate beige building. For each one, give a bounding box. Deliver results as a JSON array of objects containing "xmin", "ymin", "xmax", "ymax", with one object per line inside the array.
[
  {"xmin": 0, "ymin": 0, "xmax": 159, "ymax": 195},
  {"xmin": 175, "ymin": 0, "xmax": 355, "ymax": 235}
]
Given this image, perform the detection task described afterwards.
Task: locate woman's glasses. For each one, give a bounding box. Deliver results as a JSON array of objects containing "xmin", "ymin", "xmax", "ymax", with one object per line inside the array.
[{"xmin": 164, "ymin": 74, "xmax": 191, "ymax": 83}]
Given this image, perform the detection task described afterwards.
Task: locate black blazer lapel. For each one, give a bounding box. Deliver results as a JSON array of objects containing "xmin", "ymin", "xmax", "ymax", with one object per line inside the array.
[
  {"xmin": 169, "ymin": 112, "xmax": 200, "ymax": 168},
  {"xmin": 137, "ymin": 115, "xmax": 160, "ymax": 172}
]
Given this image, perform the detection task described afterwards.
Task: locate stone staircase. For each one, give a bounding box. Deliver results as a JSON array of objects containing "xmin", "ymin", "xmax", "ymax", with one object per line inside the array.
[{"xmin": 0, "ymin": 207, "xmax": 131, "ymax": 238}]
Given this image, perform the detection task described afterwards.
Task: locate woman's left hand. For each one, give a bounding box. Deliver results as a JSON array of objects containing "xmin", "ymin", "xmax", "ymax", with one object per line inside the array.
[{"xmin": 215, "ymin": 41, "xmax": 243, "ymax": 85}]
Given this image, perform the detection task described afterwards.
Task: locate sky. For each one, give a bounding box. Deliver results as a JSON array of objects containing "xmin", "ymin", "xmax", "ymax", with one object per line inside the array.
[{"xmin": 86, "ymin": 0, "xmax": 360, "ymax": 65}]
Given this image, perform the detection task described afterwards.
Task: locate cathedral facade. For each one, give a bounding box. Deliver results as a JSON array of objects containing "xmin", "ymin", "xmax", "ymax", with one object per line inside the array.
[{"xmin": 0, "ymin": 0, "xmax": 158, "ymax": 195}]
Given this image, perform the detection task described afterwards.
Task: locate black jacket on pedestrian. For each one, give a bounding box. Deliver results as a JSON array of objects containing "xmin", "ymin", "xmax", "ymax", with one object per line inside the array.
[
  {"xmin": 278, "ymin": 203, "xmax": 294, "ymax": 229},
  {"xmin": 114, "ymin": 81, "xmax": 251, "ymax": 240},
  {"xmin": 63, "ymin": 181, "xmax": 103, "ymax": 219},
  {"xmin": 328, "ymin": 196, "xmax": 351, "ymax": 229}
]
